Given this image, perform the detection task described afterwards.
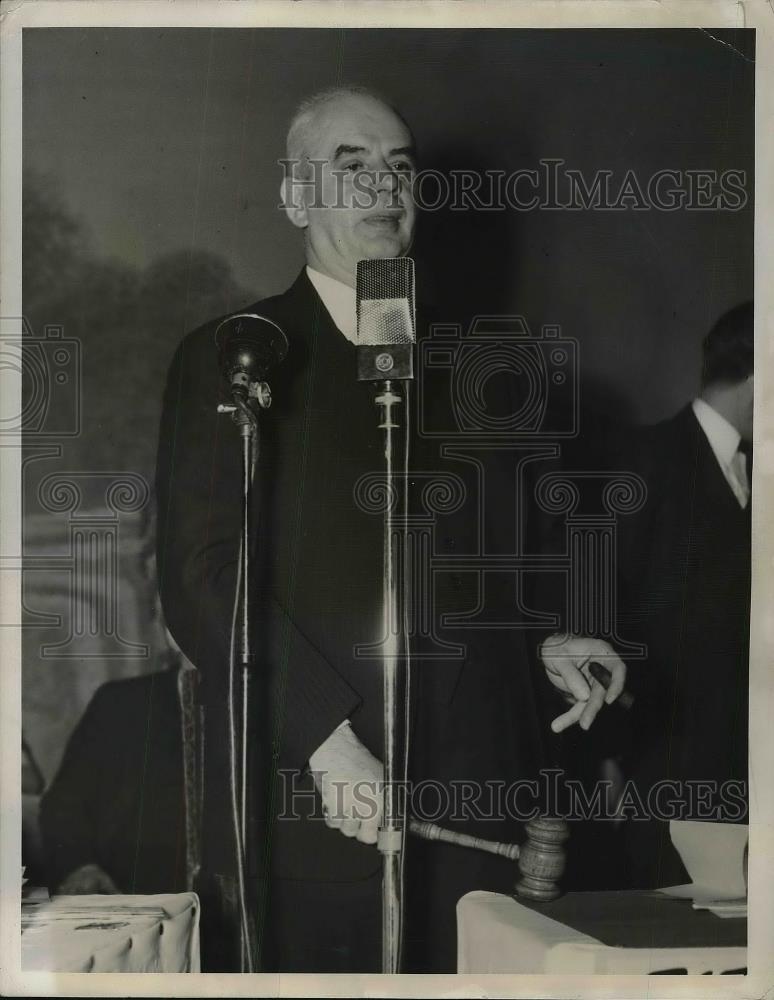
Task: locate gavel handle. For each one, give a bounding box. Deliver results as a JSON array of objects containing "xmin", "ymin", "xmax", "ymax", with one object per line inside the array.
[{"xmin": 408, "ymin": 818, "xmax": 520, "ymax": 861}]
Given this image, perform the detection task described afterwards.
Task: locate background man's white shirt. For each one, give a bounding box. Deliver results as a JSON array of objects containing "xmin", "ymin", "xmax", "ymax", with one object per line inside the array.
[{"xmin": 692, "ymin": 397, "xmax": 749, "ymax": 508}]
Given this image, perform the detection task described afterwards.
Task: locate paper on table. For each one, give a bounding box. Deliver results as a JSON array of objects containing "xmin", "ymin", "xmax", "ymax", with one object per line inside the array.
[
  {"xmin": 659, "ymin": 820, "xmax": 748, "ymax": 904},
  {"xmin": 693, "ymin": 898, "xmax": 747, "ymax": 918}
]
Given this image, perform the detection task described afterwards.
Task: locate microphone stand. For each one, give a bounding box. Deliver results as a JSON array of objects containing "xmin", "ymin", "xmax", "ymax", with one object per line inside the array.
[
  {"xmin": 356, "ymin": 255, "xmax": 416, "ymax": 974},
  {"xmin": 373, "ymin": 377, "xmax": 409, "ymax": 975},
  {"xmin": 217, "ymin": 381, "xmax": 271, "ymax": 973}
]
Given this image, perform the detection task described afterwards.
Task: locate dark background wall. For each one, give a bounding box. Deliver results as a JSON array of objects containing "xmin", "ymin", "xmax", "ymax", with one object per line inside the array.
[{"xmin": 21, "ymin": 27, "xmax": 753, "ymax": 785}]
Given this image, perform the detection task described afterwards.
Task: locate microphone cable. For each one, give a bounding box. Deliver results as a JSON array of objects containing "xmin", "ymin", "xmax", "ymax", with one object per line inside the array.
[{"xmin": 227, "ymin": 537, "xmax": 253, "ymax": 971}]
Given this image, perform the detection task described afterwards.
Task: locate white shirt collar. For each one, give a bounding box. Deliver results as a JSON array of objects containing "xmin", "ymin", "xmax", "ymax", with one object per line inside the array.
[
  {"xmin": 306, "ymin": 266, "xmax": 357, "ymax": 344},
  {"xmin": 692, "ymin": 397, "xmax": 741, "ymax": 466}
]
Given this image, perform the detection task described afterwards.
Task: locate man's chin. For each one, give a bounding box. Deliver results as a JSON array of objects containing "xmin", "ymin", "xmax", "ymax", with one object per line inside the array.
[{"xmin": 359, "ymin": 236, "xmax": 411, "ymax": 260}]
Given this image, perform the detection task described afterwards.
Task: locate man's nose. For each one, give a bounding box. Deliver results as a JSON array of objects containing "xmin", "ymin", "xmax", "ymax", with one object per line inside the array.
[
  {"xmin": 375, "ymin": 167, "xmax": 400, "ymax": 192},
  {"xmin": 371, "ymin": 164, "xmax": 403, "ymax": 207}
]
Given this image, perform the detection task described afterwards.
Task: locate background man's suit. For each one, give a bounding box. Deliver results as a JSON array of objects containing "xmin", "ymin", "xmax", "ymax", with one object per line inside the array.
[
  {"xmin": 40, "ymin": 668, "xmax": 188, "ymax": 895},
  {"xmin": 615, "ymin": 403, "xmax": 750, "ymax": 886},
  {"xmin": 155, "ymin": 270, "xmax": 546, "ymax": 971}
]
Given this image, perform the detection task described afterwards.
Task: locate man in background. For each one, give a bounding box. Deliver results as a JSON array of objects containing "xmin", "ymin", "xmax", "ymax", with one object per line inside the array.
[
  {"xmin": 39, "ymin": 657, "xmax": 193, "ymax": 896},
  {"xmin": 614, "ymin": 302, "xmax": 753, "ymax": 887}
]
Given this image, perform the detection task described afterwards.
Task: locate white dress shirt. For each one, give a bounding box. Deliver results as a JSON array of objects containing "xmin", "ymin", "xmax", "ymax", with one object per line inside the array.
[
  {"xmin": 691, "ymin": 397, "xmax": 750, "ymax": 508},
  {"xmin": 306, "ymin": 266, "xmax": 357, "ymax": 344}
]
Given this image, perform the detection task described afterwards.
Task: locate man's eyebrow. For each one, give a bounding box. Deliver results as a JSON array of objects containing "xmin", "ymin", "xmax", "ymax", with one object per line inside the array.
[
  {"xmin": 331, "ymin": 143, "xmax": 417, "ymax": 160},
  {"xmin": 332, "ymin": 144, "xmax": 367, "ymax": 159},
  {"xmin": 389, "ymin": 146, "xmax": 416, "ymax": 159}
]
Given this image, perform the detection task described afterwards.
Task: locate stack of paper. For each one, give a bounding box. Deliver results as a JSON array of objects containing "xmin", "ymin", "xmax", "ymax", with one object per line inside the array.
[
  {"xmin": 692, "ymin": 897, "xmax": 747, "ymax": 918},
  {"xmin": 659, "ymin": 820, "xmax": 748, "ymax": 918}
]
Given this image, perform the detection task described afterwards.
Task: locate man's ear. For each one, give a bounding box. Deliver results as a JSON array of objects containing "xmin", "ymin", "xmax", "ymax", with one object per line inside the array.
[{"xmin": 281, "ymin": 174, "xmax": 309, "ymax": 229}]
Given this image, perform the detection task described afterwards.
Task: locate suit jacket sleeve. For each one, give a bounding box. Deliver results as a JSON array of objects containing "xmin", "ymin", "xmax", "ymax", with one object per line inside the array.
[
  {"xmin": 155, "ymin": 325, "xmax": 361, "ymax": 770},
  {"xmin": 610, "ymin": 427, "xmax": 668, "ymax": 709}
]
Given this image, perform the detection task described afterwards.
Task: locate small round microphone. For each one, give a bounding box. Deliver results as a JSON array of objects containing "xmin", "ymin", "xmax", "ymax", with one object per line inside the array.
[{"xmin": 215, "ymin": 313, "xmax": 289, "ymax": 395}]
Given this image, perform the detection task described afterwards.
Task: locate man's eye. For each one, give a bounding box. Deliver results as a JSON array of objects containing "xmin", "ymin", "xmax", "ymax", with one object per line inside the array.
[
  {"xmin": 342, "ymin": 160, "xmax": 365, "ymax": 172},
  {"xmin": 391, "ymin": 161, "xmax": 414, "ymax": 174}
]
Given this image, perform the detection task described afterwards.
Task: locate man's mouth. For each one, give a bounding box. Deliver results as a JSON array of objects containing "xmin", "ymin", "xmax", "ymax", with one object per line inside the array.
[{"xmin": 363, "ymin": 211, "xmax": 403, "ymax": 228}]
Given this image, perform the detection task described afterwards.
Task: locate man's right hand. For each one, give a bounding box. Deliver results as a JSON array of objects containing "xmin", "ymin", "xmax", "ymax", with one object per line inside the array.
[
  {"xmin": 56, "ymin": 863, "xmax": 119, "ymax": 895},
  {"xmin": 539, "ymin": 632, "xmax": 627, "ymax": 733},
  {"xmin": 309, "ymin": 721, "xmax": 383, "ymax": 844}
]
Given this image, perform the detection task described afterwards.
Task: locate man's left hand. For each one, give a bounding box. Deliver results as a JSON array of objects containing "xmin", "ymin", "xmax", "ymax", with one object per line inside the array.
[
  {"xmin": 309, "ymin": 721, "xmax": 383, "ymax": 844},
  {"xmin": 539, "ymin": 633, "xmax": 627, "ymax": 733}
]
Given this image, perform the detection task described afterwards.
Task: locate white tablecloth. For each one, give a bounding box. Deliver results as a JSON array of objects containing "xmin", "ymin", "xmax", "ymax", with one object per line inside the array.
[
  {"xmin": 21, "ymin": 893, "xmax": 200, "ymax": 972},
  {"xmin": 457, "ymin": 890, "xmax": 746, "ymax": 974}
]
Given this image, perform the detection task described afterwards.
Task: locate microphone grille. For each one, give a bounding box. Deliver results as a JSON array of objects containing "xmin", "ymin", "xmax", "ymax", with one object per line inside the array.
[{"xmin": 356, "ymin": 257, "xmax": 416, "ymax": 346}]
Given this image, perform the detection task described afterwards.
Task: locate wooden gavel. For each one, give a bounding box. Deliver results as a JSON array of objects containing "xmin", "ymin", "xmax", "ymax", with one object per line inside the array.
[
  {"xmin": 408, "ymin": 815, "xmax": 570, "ymax": 901},
  {"xmin": 406, "ymin": 667, "xmax": 630, "ymax": 900}
]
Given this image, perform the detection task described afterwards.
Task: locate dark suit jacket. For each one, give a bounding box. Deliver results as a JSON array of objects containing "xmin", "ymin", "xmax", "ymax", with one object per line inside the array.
[
  {"xmin": 40, "ymin": 669, "xmax": 188, "ymax": 895},
  {"xmin": 155, "ymin": 270, "xmax": 545, "ymax": 969},
  {"xmin": 616, "ymin": 404, "xmax": 750, "ymax": 801}
]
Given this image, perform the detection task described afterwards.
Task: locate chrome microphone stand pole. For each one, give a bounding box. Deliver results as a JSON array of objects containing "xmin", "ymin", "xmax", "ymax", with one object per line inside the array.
[
  {"xmin": 374, "ymin": 377, "xmax": 405, "ymax": 974},
  {"xmin": 356, "ymin": 257, "xmax": 416, "ymax": 975}
]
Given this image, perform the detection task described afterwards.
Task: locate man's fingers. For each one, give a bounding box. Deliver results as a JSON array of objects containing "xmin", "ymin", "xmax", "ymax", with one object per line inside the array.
[
  {"xmin": 548, "ymin": 659, "xmax": 591, "ymax": 704},
  {"xmin": 551, "ymin": 699, "xmax": 587, "ymax": 733},
  {"xmin": 579, "ymin": 681, "xmax": 606, "ymax": 729},
  {"xmin": 318, "ymin": 774, "xmax": 383, "ymax": 842},
  {"xmin": 323, "ymin": 802, "xmax": 379, "ymax": 843},
  {"xmin": 338, "ymin": 817, "xmax": 361, "ymax": 838},
  {"xmin": 351, "ymin": 782, "xmax": 381, "ymax": 824},
  {"xmin": 542, "ymin": 636, "xmax": 628, "ymax": 730},
  {"xmin": 356, "ymin": 819, "xmax": 379, "ymax": 845},
  {"xmin": 601, "ymin": 651, "xmax": 627, "ymax": 703}
]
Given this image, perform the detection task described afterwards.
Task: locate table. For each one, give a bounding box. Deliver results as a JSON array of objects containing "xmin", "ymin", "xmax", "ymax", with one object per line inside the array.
[
  {"xmin": 21, "ymin": 893, "xmax": 200, "ymax": 972},
  {"xmin": 457, "ymin": 890, "xmax": 747, "ymax": 974}
]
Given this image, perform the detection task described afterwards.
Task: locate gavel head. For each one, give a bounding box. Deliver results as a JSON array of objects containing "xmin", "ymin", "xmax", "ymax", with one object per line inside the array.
[{"xmin": 514, "ymin": 816, "xmax": 570, "ymax": 902}]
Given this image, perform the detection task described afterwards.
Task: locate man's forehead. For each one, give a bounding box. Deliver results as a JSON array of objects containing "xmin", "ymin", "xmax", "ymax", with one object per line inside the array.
[{"xmin": 307, "ymin": 98, "xmax": 411, "ymax": 155}]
